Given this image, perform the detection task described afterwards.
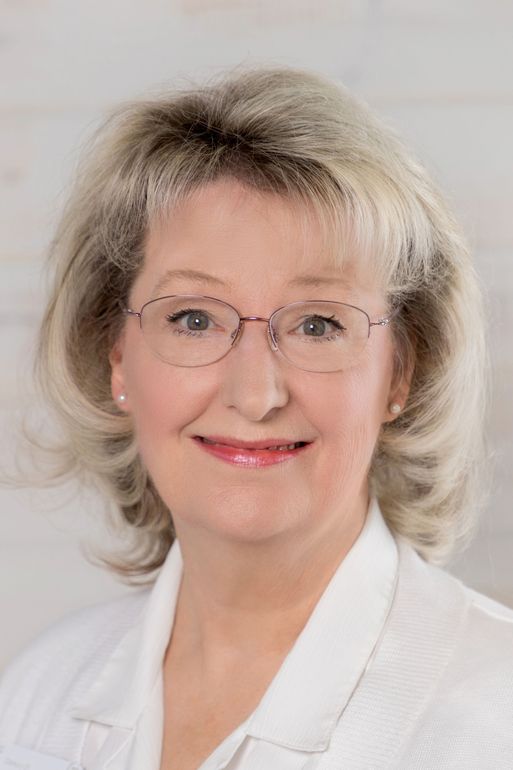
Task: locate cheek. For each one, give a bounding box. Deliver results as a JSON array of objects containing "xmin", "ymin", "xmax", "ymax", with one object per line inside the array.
[
  {"xmin": 317, "ymin": 353, "xmax": 392, "ymax": 451},
  {"xmin": 321, "ymin": 378, "xmax": 376, "ymax": 447},
  {"xmin": 121, "ymin": 340, "xmax": 220, "ymax": 462},
  {"xmin": 121, "ymin": 343, "xmax": 191, "ymax": 440}
]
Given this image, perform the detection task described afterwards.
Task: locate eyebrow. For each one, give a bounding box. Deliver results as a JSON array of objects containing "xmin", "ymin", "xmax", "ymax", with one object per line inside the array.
[{"xmin": 152, "ymin": 268, "xmax": 353, "ymax": 296}]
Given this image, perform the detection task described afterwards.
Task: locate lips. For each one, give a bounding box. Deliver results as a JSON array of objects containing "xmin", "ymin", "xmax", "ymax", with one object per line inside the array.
[
  {"xmin": 193, "ymin": 436, "xmax": 312, "ymax": 467},
  {"xmin": 195, "ymin": 435, "xmax": 310, "ymax": 450}
]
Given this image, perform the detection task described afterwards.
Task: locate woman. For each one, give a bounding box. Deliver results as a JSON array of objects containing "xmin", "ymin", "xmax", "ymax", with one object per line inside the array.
[{"xmin": 0, "ymin": 65, "xmax": 512, "ymax": 770}]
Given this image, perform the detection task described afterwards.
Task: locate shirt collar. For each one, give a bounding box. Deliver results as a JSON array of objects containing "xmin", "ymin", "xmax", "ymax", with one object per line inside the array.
[
  {"xmin": 69, "ymin": 496, "xmax": 398, "ymax": 752},
  {"xmin": 245, "ymin": 496, "xmax": 398, "ymax": 751},
  {"xmin": 68, "ymin": 539, "xmax": 183, "ymax": 728}
]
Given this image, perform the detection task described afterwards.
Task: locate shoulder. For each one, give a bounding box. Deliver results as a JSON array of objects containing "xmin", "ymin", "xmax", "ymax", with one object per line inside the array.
[
  {"xmin": 0, "ymin": 588, "xmax": 149, "ymax": 740},
  {"xmin": 453, "ymin": 582, "xmax": 513, "ymax": 688},
  {"xmin": 390, "ymin": 541, "xmax": 513, "ymax": 762},
  {"xmin": 399, "ymin": 537, "xmax": 513, "ymax": 657},
  {"xmin": 399, "ymin": 540, "xmax": 513, "ymax": 719},
  {"xmin": 463, "ymin": 583, "xmax": 513, "ymax": 624}
]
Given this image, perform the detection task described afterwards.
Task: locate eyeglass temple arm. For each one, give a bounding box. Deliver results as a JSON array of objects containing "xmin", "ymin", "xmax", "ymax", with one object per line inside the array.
[
  {"xmin": 119, "ymin": 300, "xmax": 141, "ymax": 319},
  {"xmin": 370, "ymin": 304, "xmax": 402, "ymax": 328}
]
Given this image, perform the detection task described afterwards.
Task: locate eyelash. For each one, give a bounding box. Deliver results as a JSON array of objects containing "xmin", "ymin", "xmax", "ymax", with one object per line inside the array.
[{"xmin": 165, "ymin": 309, "xmax": 346, "ymax": 342}]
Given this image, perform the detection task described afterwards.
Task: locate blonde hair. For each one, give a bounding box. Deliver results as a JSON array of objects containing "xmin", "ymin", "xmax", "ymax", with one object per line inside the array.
[{"xmin": 34, "ymin": 65, "xmax": 490, "ymax": 580}]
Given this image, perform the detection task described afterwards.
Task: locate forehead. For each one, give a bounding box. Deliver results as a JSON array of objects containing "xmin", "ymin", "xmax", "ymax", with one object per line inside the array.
[{"xmin": 141, "ymin": 178, "xmax": 380, "ymax": 298}]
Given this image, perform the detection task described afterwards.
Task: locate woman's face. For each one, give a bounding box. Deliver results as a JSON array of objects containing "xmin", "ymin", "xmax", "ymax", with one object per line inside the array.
[{"xmin": 110, "ymin": 178, "xmax": 409, "ymax": 545}]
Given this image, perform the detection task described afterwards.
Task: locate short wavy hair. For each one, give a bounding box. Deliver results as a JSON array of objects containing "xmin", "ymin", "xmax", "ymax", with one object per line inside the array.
[{"xmin": 34, "ymin": 65, "xmax": 490, "ymax": 581}]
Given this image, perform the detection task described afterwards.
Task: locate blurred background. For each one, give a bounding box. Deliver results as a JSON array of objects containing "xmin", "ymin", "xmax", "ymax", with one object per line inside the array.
[{"xmin": 1, "ymin": 0, "xmax": 512, "ymax": 669}]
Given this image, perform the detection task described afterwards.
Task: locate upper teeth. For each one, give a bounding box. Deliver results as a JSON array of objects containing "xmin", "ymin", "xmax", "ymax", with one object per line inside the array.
[{"xmin": 202, "ymin": 438, "xmax": 299, "ymax": 451}]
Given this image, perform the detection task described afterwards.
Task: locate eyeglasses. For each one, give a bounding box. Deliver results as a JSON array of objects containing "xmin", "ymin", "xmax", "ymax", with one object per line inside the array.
[{"xmin": 122, "ymin": 294, "xmax": 400, "ymax": 373}]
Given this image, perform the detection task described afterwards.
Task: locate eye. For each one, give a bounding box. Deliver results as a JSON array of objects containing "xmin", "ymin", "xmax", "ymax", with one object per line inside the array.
[
  {"xmin": 165, "ymin": 308, "xmax": 212, "ymax": 333},
  {"xmin": 297, "ymin": 314, "xmax": 346, "ymax": 337}
]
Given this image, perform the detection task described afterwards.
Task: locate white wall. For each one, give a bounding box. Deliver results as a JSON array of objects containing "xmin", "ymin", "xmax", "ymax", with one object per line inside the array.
[{"xmin": 1, "ymin": 0, "xmax": 512, "ymax": 669}]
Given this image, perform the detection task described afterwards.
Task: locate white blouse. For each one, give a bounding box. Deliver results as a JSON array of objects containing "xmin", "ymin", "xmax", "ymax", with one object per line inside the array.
[{"xmin": 1, "ymin": 497, "xmax": 513, "ymax": 769}]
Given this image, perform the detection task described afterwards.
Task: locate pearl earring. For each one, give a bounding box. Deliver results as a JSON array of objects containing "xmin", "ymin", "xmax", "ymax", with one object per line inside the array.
[
  {"xmin": 389, "ymin": 403, "xmax": 401, "ymax": 414},
  {"xmin": 117, "ymin": 393, "xmax": 127, "ymax": 404}
]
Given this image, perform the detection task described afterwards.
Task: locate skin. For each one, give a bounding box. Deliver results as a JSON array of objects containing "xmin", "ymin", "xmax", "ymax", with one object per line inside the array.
[{"xmin": 109, "ymin": 177, "xmax": 411, "ymax": 706}]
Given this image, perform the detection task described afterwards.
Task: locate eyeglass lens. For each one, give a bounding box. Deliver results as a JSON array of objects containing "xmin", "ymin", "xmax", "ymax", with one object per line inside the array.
[{"xmin": 139, "ymin": 295, "xmax": 370, "ymax": 372}]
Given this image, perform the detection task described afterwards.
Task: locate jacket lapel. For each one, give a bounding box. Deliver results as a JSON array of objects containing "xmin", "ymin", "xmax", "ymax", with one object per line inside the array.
[
  {"xmin": 85, "ymin": 726, "xmax": 134, "ymax": 770},
  {"xmin": 318, "ymin": 539, "xmax": 471, "ymax": 769},
  {"xmin": 67, "ymin": 543, "xmax": 183, "ymax": 769},
  {"xmin": 77, "ymin": 675, "xmax": 164, "ymax": 770}
]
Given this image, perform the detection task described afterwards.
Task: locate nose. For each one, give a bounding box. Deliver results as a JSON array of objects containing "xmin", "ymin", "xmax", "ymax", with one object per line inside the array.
[{"xmin": 220, "ymin": 317, "xmax": 290, "ymax": 420}]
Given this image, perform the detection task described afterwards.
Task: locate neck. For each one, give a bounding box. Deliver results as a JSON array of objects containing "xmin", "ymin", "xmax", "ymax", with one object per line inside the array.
[{"xmin": 167, "ymin": 490, "xmax": 369, "ymax": 677}]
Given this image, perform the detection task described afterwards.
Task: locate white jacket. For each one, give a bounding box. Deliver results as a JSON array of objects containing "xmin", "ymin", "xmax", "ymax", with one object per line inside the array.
[{"xmin": 1, "ymin": 497, "xmax": 513, "ymax": 770}]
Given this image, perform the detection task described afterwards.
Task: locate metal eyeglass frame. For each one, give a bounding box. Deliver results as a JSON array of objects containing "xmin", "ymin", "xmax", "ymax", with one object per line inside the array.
[{"xmin": 122, "ymin": 294, "xmax": 401, "ymax": 372}]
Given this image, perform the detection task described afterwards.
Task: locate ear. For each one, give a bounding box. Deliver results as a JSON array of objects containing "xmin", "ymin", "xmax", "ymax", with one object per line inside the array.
[
  {"xmin": 109, "ymin": 331, "xmax": 129, "ymax": 411},
  {"xmin": 381, "ymin": 348, "xmax": 415, "ymax": 424}
]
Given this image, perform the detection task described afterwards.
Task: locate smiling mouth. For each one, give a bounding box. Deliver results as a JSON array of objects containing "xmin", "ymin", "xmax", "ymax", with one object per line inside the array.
[{"xmin": 197, "ymin": 437, "xmax": 309, "ymax": 451}]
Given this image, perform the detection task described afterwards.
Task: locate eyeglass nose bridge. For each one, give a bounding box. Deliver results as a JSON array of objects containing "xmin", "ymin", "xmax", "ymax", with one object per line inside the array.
[{"xmin": 231, "ymin": 315, "xmax": 280, "ymax": 353}]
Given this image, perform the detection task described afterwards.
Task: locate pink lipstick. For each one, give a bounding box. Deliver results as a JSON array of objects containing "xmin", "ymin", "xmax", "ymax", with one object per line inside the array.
[{"xmin": 192, "ymin": 436, "xmax": 312, "ymax": 467}]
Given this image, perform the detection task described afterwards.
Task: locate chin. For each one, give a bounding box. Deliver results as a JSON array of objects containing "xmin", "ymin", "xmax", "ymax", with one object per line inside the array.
[{"xmin": 180, "ymin": 499, "xmax": 301, "ymax": 544}]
